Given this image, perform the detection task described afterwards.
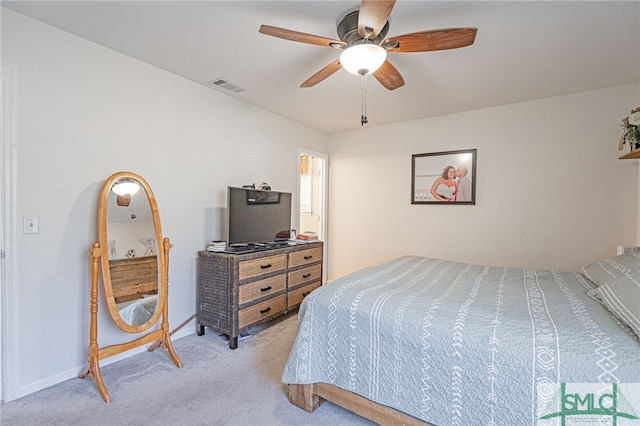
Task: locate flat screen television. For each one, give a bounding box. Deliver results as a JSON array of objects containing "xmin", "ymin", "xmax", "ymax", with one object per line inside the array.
[{"xmin": 227, "ymin": 186, "xmax": 292, "ymax": 246}]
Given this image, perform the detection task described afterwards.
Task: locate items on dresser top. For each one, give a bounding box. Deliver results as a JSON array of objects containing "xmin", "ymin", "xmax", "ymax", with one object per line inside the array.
[
  {"xmin": 207, "ymin": 238, "xmax": 318, "ymax": 254},
  {"xmin": 206, "ymin": 241, "xmax": 227, "ymax": 252},
  {"xmin": 196, "ymin": 241, "xmax": 323, "ymax": 349},
  {"xmin": 296, "ymin": 231, "xmax": 318, "ymax": 241}
]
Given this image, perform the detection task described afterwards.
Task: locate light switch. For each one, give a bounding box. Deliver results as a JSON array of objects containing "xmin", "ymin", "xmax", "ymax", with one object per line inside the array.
[{"xmin": 23, "ymin": 216, "xmax": 39, "ymax": 234}]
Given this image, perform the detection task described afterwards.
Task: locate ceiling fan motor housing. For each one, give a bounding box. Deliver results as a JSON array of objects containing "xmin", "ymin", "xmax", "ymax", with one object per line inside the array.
[{"xmin": 337, "ymin": 11, "xmax": 389, "ymax": 47}]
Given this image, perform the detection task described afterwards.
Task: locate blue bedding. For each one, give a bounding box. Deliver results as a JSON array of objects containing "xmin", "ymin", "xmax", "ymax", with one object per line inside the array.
[{"xmin": 281, "ymin": 256, "xmax": 640, "ymax": 425}]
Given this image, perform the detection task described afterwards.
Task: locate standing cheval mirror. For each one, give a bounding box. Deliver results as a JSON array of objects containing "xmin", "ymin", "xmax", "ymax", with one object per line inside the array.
[{"xmin": 79, "ymin": 171, "xmax": 182, "ymax": 402}]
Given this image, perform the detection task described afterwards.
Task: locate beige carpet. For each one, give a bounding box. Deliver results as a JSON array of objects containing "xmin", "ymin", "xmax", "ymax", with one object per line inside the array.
[{"xmin": 0, "ymin": 312, "xmax": 373, "ymax": 425}]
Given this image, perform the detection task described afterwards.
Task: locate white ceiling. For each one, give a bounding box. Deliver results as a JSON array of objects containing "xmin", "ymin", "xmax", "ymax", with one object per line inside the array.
[{"xmin": 3, "ymin": 1, "xmax": 639, "ymax": 134}]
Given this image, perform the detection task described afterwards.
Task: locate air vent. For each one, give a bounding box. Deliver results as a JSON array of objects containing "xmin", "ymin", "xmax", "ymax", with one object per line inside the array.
[{"xmin": 208, "ymin": 78, "xmax": 245, "ymax": 93}]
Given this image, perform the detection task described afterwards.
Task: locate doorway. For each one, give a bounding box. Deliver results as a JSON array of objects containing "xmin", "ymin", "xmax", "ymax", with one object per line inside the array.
[{"xmin": 297, "ymin": 148, "xmax": 328, "ymax": 282}]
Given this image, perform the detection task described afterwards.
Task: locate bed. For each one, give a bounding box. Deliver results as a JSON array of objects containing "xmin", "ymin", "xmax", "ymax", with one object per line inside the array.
[
  {"xmin": 116, "ymin": 294, "xmax": 158, "ymax": 326},
  {"xmin": 281, "ymin": 254, "xmax": 640, "ymax": 425},
  {"xmin": 109, "ymin": 255, "xmax": 159, "ymax": 326}
]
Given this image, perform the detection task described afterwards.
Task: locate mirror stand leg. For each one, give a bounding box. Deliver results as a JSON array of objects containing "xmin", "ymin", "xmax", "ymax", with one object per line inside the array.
[
  {"xmin": 78, "ymin": 353, "xmax": 111, "ymax": 403},
  {"xmin": 146, "ymin": 332, "xmax": 182, "ymax": 368},
  {"xmin": 163, "ymin": 331, "xmax": 183, "ymax": 368},
  {"xmin": 91, "ymin": 357, "xmax": 111, "ymax": 403},
  {"xmin": 160, "ymin": 237, "xmax": 182, "ymax": 368},
  {"xmin": 160, "ymin": 311, "xmax": 182, "ymax": 368},
  {"xmin": 78, "ymin": 242, "xmax": 111, "ymax": 403},
  {"xmin": 148, "ymin": 313, "xmax": 195, "ymax": 352}
]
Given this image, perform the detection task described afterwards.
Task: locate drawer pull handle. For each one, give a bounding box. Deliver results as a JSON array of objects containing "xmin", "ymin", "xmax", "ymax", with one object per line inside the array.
[
  {"xmin": 260, "ymin": 286, "xmax": 272, "ymax": 292},
  {"xmin": 302, "ymin": 291, "xmax": 311, "ymax": 297},
  {"xmin": 260, "ymin": 263, "xmax": 272, "ymax": 269},
  {"xmin": 304, "ymin": 255, "xmax": 313, "ymax": 260},
  {"xmin": 260, "ymin": 307, "xmax": 272, "ymax": 314},
  {"xmin": 302, "ymin": 273, "xmax": 311, "ymax": 279}
]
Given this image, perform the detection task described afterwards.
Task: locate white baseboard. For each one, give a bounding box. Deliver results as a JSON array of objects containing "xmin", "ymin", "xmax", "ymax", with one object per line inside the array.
[{"xmin": 12, "ymin": 325, "xmax": 195, "ymax": 402}]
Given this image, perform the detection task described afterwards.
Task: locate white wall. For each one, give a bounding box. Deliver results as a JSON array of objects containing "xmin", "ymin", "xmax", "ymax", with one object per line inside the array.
[
  {"xmin": 327, "ymin": 84, "xmax": 640, "ymax": 279},
  {"xmin": 1, "ymin": 9, "xmax": 327, "ymax": 400}
]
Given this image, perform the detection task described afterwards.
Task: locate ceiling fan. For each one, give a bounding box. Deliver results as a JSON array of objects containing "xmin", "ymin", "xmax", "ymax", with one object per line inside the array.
[{"xmin": 259, "ymin": 0, "xmax": 478, "ymax": 91}]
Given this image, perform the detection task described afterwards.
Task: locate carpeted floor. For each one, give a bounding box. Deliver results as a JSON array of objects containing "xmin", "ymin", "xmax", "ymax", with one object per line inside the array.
[{"xmin": 0, "ymin": 312, "xmax": 373, "ymax": 425}]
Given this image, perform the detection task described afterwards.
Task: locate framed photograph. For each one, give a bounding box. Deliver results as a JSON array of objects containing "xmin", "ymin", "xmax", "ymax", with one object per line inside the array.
[{"xmin": 411, "ymin": 149, "xmax": 476, "ymax": 204}]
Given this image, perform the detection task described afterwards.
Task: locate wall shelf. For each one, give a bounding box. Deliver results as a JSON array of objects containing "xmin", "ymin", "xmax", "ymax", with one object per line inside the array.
[{"xmin": 619, "ymin": 150, "xmax": 640, "ymax": 159}]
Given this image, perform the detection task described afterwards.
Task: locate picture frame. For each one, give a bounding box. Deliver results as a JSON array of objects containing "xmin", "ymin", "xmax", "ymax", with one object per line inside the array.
[{"xmin": 411, "ymin": 149, "xmax": 476, "ymax": 205}]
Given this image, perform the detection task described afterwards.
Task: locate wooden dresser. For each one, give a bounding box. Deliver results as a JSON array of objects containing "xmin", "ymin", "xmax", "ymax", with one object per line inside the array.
[{"xmin": 196, "ymin": 241, "xmax": 323, "ymax": 349}]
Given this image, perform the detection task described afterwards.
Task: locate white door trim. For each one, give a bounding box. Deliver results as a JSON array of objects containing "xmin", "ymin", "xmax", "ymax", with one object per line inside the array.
[
  {"xmin": 297, "ymin": 147, "xmax": 328, "ymax": 283},
  {"xmin": 1, "ymin": 63, "xmax": 18, "ymax": 402}
]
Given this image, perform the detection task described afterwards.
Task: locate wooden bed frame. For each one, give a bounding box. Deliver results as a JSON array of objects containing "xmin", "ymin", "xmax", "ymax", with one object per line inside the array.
[
  {"xmin": 109, "ymin": 255, "xmax": 158, "ymax": 304},
  {"xmin": 286, "ymin": 383, "xmax": 431, "ymax": 426}
]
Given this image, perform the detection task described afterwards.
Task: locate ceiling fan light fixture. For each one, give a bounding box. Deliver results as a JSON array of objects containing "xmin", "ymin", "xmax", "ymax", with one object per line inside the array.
[
  {"xmin": 112, "ymin": 180, "xmax": 140, "ymax": 196},
  {"xmin": 339, "ymin": 44, "xmax": 387, "ymax": 76}
]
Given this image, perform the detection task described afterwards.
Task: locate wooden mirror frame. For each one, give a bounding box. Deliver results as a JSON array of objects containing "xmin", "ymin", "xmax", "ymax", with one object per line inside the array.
[
  {"xmin": 79, "ymin": 171, "xmax": 182, "ymax": 403},
  {"xmin": 100, "ymin": 171, "xmax": 164, "ymax": 332}
]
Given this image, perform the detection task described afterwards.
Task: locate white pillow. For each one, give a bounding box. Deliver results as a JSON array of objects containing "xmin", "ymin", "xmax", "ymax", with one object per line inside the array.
[
  {"xmin": 587, "ymin": 279, "xmax": 640, "ymax": 337},
  {"xmin": 581, "ymin": 252, "xmax": 640, "ymax": 286}
]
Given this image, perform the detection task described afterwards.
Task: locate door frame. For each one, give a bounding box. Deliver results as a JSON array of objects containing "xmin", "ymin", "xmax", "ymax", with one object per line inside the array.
[
  {"xmin": 1, "ymin": 63, "xmax": 18, "ymax": 402},
  {"xmin": 297, "ymin": 147, "xmax": 328, "ymax": 283}
]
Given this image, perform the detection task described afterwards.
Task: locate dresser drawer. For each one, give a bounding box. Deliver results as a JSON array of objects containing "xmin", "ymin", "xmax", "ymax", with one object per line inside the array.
[
  {"xmin": 289, "ymin": 247, "xmax": 322, "ymax": 268},
  {"xmin": 288, "ymin": 281, "xmax": 321, "ymax": 308},
  {"xmin": 238, "ymin": 254, "xmax": 287, "ymax": 281},
  {"xmin": 238, "ymin": 274, "xmax": 286, "ymax": 305},
  {"xmin": 238, "ymin": 294, "xmax": 286, "ymax": 329},
  {"xmin": 288, "ymin": 264, "xmax": 322, "ymax": 288}
]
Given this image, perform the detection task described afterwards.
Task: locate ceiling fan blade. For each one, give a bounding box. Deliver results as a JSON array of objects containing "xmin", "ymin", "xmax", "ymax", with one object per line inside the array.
[
  {"xmin": 373, "ymin": 60, "xmax": 405, "ymax": 90},
  {"xmin": 301, "ymin": 60, "xmax": 343, "ymax": 88},
  {"xmin": 259, "ymin": 25, "xmax": 346, "ymax": 48},
  {"xmin": 358, "ymin": 0, "xmax": 396, "ymax": 39},
  {"xmin": 382, "ymin": 28, "xmax": 477, "ymax": 53}
]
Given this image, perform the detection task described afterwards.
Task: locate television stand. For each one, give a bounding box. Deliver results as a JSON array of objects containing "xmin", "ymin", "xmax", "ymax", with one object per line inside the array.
[{"xmin": 196, "ymin": 241, "xmax": 323, "ymax": 349}]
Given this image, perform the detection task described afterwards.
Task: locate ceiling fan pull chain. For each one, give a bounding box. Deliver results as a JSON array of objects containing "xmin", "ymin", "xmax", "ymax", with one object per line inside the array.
[{"xmin": 361, "ymin": 74, "xmax": 368, "ymax": 126}]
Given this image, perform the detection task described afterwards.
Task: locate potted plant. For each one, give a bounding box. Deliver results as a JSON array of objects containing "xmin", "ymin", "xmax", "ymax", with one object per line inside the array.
[{"xmin": 619, "ymin": 107, "xmax": 640, "ymax": 152}]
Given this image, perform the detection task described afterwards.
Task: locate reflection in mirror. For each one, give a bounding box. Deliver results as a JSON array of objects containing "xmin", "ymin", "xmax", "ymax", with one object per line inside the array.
[{"xmin": 106, "ymin": 177, "xmax": 159, "ymax": 326}]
